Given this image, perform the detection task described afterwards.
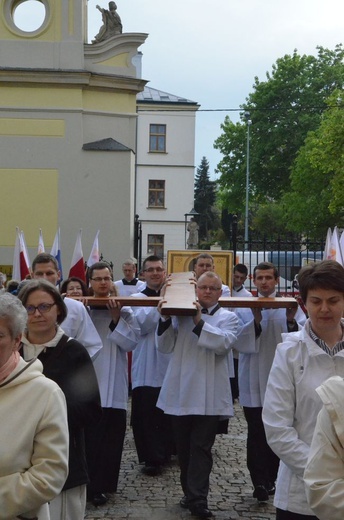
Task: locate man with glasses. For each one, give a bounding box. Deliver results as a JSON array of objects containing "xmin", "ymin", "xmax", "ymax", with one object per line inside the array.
[
  {"xmin": 85, "ymin": 261, "xmax": 140, "ymax": 506},
  {"xmin": 131, "ymin": 255, "xmax": 174, "ymax": 476},
  {"xmin": 31, "ymin": 253, "xmax": 102, "ymax": 358},
  {"xmin": 156, "ymin": 272, "xmax": 238, "ymax": 519}
]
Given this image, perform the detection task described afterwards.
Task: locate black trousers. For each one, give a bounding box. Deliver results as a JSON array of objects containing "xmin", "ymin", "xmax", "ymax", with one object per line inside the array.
[
  {"xmin": 171, "ymin": 415, "xmax": 219, "ymax": 508},
  {"xmin": 131, "ymin": 386, "xmax": 174, "ymax": 464},
  {"xmin": 243, "ymin": 406, "xmax": 280, "ymax": 489},
  {"xmin": 85, "ymin": 407, "xmax": 126, "ymax": 494},
  {"xmin": 276, "ymin": 508, "xmax": 319, "ymax": 520}
]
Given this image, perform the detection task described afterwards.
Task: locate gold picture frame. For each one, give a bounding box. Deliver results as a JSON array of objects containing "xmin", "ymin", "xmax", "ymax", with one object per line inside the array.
[{"xmin": 167, "ymin": 250, "xmax": 234, "ymax": 291}]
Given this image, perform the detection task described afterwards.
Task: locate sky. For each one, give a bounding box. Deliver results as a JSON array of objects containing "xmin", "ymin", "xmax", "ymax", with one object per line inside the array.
[{"xmin": 16, "ymin": 0, "xmax": 344, "ymax": 178}]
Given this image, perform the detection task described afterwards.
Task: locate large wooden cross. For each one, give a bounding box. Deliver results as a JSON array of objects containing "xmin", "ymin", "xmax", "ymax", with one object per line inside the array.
[{"xmin": 73, "ymin": 272, "xmax": 298, "ymax": 315}]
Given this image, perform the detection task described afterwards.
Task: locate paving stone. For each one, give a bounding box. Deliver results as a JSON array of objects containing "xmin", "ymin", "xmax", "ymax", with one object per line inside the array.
[{"xmin": 85, "ymin": 402, "xmax": 276, "ymax": 520}]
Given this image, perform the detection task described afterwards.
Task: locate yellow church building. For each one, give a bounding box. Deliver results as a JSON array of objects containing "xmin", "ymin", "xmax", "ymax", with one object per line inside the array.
[{"xmin": 0, "ymin": 0, "xmax": 147, "ymax": 276}]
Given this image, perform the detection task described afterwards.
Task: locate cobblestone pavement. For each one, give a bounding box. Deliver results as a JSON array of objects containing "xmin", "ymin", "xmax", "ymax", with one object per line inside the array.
[{"xmin": 85, "ymin": 402, "xmax": 276, "ymax": 520}]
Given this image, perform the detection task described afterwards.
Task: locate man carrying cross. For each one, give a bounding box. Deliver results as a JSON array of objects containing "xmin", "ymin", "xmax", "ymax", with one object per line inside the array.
[{"xmin": 156, "ymin": 271, "xmax": 238, "ymax": 519}]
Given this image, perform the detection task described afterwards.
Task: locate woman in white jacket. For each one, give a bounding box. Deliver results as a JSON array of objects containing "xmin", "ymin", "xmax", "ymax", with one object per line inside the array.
[
  {"xmin": 304, "ymin": 375, "xmax": 344, "ymax": 520},
  {"xmin": 262, "ymin": 260, "xmax": 344, "ymax": 520},
  {"xmin": 0, "ymin": 293, "xmax": 68, "ymax": 520}
]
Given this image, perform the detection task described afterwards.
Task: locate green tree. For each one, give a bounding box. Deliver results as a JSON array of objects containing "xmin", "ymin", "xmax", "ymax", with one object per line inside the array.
[
  {"xmin": 214, "ymin": 45, "xmax": 344, "ymax": 231},
  {"xmin": 194, "ymin": 156, "xmax": 217, "ymax": 241},
  {"xmin": 282, "ymin": 90, "xmax": 344, "ymax": 235}
]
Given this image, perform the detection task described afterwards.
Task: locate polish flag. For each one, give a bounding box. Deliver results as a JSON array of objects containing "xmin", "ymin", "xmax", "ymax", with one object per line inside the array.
[
  {"xmin": 87, "ymin": 230, "xmax": 100, "ymax": 268},
  {"xmin": 38, "ymin": 229, "xmax": 45, "ymax": 254},
  {"xmin": 69, "ymin": 229, "xmax": 86, "ymax": 282},
  {"xmin": 50, "ymin": 228, "xmax": 63, "ymax": 281},
  {"xmin": 12, "ymin": 228, "xmax": 30, "ymax": 281}
]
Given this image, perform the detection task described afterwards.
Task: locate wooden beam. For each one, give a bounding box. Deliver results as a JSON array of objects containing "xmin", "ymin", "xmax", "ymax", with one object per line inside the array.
[
  {"xmin": 219, "ymin": 297, "xmax": 298, "ymax": 309},
  {"xmin": 160, "ymin": 272, "xmax": 197, "ymax": 316},
  {"xmin": 69, "ymin": 272, "xmax": 298, "ymax": 314}
]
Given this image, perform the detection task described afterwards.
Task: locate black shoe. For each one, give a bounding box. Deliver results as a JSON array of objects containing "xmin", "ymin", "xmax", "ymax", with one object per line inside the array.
[
  {"xmin": 189, "ymin": 504, "xmax": 213, "ymax": 518},
  {"xmin": 180, "ymin": 495, "xmax": 189, "ymax": 509},
  {"xmin": 92, "ymin": 493, "xmax": 109, "ymax": 506},
  {"xmin": 268, "ymin": 483, "xmax": 276, "ymax": 496},
  {"xmin": 141, "ymin": 463, "xmax": 162, "ymax": 476},
  {"xmin": 253, "ymin": 485, "xmax": 269, "ymax": 503}
]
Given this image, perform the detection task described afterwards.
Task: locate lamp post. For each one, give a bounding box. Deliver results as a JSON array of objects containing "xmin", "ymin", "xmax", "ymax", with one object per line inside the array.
[{"xmin": 244, "ymin": 111, "xmax": 252, "ymax": 250}]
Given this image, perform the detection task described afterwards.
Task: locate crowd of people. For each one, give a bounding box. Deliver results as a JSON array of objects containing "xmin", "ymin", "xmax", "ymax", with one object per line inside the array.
[{"xmin": 0, "ymin": 253, "xmax": 343, "ymax": 520}]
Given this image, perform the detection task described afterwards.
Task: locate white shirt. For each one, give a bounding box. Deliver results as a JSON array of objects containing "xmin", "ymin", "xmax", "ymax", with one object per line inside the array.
[
  {"xmin": 156, "ymin": 307, "xmax": 238, "ymax": 417},
  {"xmin": 89, "ymin": 306, "xmax": 139, "ymax": 409}
]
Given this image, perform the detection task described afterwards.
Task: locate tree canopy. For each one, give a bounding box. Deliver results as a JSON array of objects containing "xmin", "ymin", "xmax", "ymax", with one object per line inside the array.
[
  {"xmin": 194, "ymin": 156, "xmax": 217, "ymax": 241},
  {"xmin": 282, "ymin": 90, "xmax": 344, "ymax": 234},
  {"xmin": 214, "ymin": 44, "xmax": 344, "ymax": 236}
]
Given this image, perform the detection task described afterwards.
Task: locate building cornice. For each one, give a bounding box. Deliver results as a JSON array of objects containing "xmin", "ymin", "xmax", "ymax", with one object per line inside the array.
[{"xmin": 0, "ymin": 68, "xmax": 147, "ymax": 93}]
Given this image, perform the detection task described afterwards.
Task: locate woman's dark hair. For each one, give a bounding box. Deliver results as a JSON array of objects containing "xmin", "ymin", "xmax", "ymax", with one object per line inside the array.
[
  {"xmin": 60, "ymin": 277, "xmax": 89, "ymax": 296},
  {"xmin": 18, "ymin": 279, "xmax": 68, "ymax": 325},
  {"xmin": 297, "ymin": 260, "xmax": 344, "ymax": 303}
]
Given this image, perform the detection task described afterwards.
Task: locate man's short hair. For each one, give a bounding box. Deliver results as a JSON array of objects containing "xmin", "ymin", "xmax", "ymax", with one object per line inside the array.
[
  {"xmin": 197, "ymin": 271, "xmax": 222, "ymax": 287},
  {"xmin": 194, "ymin": 253, "xmax": 214, "ymax": 265},
  {"xmin": 297, "ymin": 260, "xmax": 344, "ymax": 303},
  {"xmin": 253, "ymin": 261, "xmax": 279, "ymax": 280},
  {"xmin": 234, "ymin": 263, "xmax": 248, "ymax": 276},
  {"xmin": 122, "ymin": 260, "xmax": 136, "ymax": 269},
  {"xmin": 88, "ymin": 261, "xmax": 113, "ymax": 279},
  {"xmin": 32, "ymin": 253, "xmax": 59, "ymax": 272},
  {"xmin": 142, "ymin": 255, "xmax": 164, "ymax": 270}
]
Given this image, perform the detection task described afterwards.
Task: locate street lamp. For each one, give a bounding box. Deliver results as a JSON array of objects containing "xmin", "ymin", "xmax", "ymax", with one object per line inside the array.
[{"xmin": 244, "ymin": 111, "xmax": 252, "ymax": 250}]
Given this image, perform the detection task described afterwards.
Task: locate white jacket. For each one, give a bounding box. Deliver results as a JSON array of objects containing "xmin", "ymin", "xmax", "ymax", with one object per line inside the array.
[
  {"xmin": 304, "ymin": 375, "xmax": 344, "ymax": 520},
  {"xmin": 262, "ymin": 319, "xmax": 344, "ymax": 515},
  {"xmin": 0, "ymin": 358, "xmax": 68, "ymax": 520}
]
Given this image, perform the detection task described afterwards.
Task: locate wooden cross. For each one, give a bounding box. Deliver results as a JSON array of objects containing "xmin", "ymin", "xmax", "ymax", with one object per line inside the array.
[{"xmin": 72, "ymin": 272, "xmax": 298, "ymax": 316}]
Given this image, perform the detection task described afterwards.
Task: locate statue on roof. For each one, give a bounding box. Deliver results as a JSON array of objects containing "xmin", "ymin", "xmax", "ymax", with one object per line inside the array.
[{"xmin": 92, "ymin": 2, "xmax": 123, "ymax": 44}]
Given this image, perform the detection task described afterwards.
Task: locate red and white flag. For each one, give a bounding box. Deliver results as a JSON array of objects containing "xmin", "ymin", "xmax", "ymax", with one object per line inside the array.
[
  {"xmin": 37, "ymin": 229, "xmax": 45, "ymax": 254},
  {"xmin": 69, "ymin": 229, "xmax": 86, "ymax": 282},
  {"xmin": 12, "ymin": 228, "xmax": 30, "ymax": 281},
  {"xmin": 87, "ymin": 230, "xmax": 100, "ymax": 268}
]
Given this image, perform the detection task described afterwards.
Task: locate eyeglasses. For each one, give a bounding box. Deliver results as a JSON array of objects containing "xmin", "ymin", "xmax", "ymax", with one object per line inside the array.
[
  {"xmin": 143, "ymin": 267, "xmax": 164, "ymax": 273},
  {"xmin": 26, "ymin": 303, "xmax": 56, "ymax": 315},
  {"xmin": 197, "ymin": 286, "xmax": 222, "ymax": 292},
  {"xmin": 90, "ymin": 277, "xmax": 112, "ymax": 282}
]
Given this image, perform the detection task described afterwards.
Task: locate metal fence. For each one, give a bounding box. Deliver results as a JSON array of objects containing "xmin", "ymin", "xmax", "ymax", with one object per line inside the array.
[{"xmin": 235, "ymin": 236, "xmax": 325, "ymax": 295}]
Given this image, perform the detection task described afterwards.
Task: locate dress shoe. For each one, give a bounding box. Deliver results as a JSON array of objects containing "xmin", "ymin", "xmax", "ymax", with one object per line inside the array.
[
  {"xmin": 253, "ymin": 484, "xmax": 269, "ymax": 503},
  {"xmin": 141, "ymin": 463, "xmax": 162, "ymax": 476},
  {"xmin": 189, "ymin": 504, "xmax": 213, "ymax": 518},
  {"xmin": 92, "ymin": 493, "xmax": 109, "ymax": 506},
  {"xmin": 179, "ymin": 495, "xmax": 189, "ymax": 509},
  {"xmin": 268, "ymin": 483, "xmax": 276, "ymax": 496}
]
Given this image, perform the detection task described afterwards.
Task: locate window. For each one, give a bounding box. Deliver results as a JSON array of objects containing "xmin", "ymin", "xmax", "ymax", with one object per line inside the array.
[
  {"xmin": 147, "ymin": 235, "xmax": 164, "ymax": 257},
  {"xmin": 148, "ymin": 180, "xmax": 165, "ymax": 207},
  {"xmin": 149, "ymin": 124, "xmax": 166, "ymax": 152}
]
